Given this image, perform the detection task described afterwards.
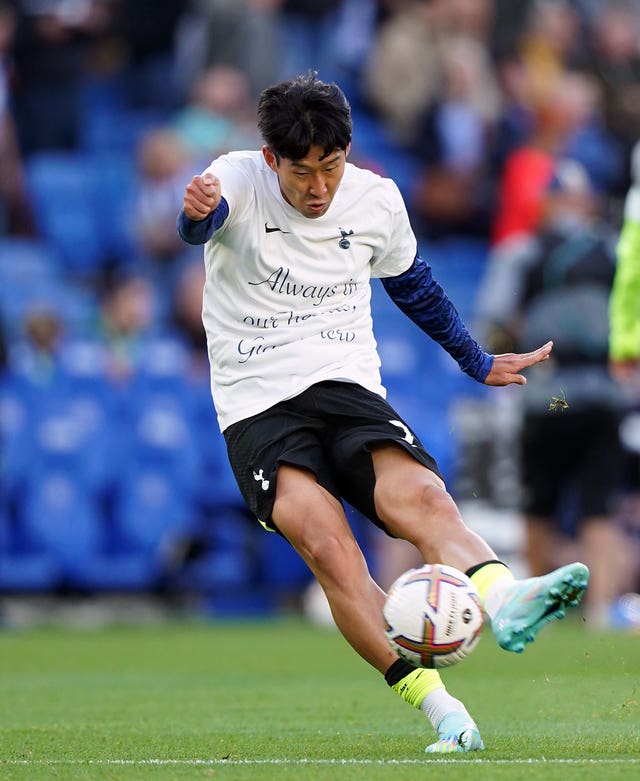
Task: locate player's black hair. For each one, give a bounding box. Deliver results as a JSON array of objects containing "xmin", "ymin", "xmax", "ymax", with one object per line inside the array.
[{"xmin": 257, "ymin": 72, "xmax": 352, "ymax": 162}]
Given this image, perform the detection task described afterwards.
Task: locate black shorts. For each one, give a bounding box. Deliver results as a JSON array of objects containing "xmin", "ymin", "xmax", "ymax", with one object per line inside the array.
[
  {"xmin": 521, "ymin": 407, "xmax": 624, "ymax": 522},
  {"xmin": 223, "ymin": 380, "xmax": 442, "ymax": 534}
]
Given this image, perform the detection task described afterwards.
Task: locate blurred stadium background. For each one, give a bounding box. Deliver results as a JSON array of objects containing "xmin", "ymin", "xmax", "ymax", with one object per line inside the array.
[{"xmin": 2, "ymin": 0, "xmax": 640, "ymax": 627}]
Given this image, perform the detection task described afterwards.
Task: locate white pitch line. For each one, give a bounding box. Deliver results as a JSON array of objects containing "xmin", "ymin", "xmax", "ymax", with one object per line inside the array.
[{"xmin": 2, "ymin": 758, "xmax": 640, "ymax": 766}]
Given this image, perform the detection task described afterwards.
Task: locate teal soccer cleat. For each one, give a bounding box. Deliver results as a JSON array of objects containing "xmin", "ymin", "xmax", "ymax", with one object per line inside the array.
[
  {"xmin": 425, "ymin": 714, "xmax": 484, "ymax": 754},
  {"xmin": 491, "ymin": 562, "xmax": 590, "ymax": 653}
]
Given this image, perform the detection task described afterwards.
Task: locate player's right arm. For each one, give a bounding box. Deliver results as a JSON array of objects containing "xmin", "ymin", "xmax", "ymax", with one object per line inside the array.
[{"xmin": 177, "ymin": 172, "xmax": 229, "ymax": 245}]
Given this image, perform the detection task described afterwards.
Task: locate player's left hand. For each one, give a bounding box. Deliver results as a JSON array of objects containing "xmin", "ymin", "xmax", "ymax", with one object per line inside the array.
[{"xmin": 483, "ymin": 341, "xmax": 553, "ymax": 386}]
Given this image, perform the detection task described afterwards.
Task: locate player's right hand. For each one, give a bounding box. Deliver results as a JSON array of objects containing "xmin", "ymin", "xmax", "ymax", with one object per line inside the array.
[{"xmin": 183, "ymin": 172, "xmax": 221, "ymax": 220}]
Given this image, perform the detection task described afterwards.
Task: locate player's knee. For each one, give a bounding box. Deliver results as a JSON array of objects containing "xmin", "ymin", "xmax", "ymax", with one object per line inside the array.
[
  {"xmin": 378, "ymin": 478, "xmax": 462, "ymax": 539},
  {"xmin": 300, "ymin": 532, "xmax": 365, "ymax": 587},
  {"xmin": 417, "ymin": 480, "xmax": 459, "ymax": 520},
  {"xmin": 377, "ymin": 473, "xmax": 453, "ymax": 520}
]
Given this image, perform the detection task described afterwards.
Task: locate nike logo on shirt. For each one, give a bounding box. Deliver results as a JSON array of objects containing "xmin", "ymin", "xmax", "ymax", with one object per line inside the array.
[{"xmin": 265, "ymin": 222, "xmax": 291, "ymax": 234}]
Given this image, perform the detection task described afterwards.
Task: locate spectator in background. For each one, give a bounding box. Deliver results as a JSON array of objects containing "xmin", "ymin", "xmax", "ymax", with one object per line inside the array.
[
  {"xmin": 489, "ymin": 2, "xmax": 625, "ymax": 246},
  {"xmin": 133, "ymin": 127, "xmax": 194, "ymax": 265},
  {"xmin": 133, "ymin": 66, "xmax": 262, "ymax": 270},
  {"xmin": 14, "ymin": 307, "xmax": 64, "ymax": 385},
  {"xmin": 490, "ymin": 0, "xmax": 534, "ymax": 56},
  {"xmin": 586, "ymin": 0, "xmax": 640, "ymax": 152},
  {"xmin": 11, "ymin": 0, "xmax": 113, "ymax": 154},
  {"xmin": 559, "ymin": 69, "xmax": 626, "ymax": 197},
  {"xmin": 169, "ymin": 259, "xmax": 208, "ymax": 377},
  {"xmin": 171, "ymin": 64, "xmax": 259, "ymax": 164},
  {"xmin": 491, "ymin": 70, "xmax": 610, "ymax": 247},
  {"xmin": 108, "ymin": 0, "xmax": 190, "ymax": 110},
  {"xmin": 95, "ymin": 265, "xmax": 155, "ymax": 382},
  {"xmin": 174, "ymin": 0, "xmax": 282, "ymax": 102},
  {"xmin": 481, "ymin": 159, "xmax": 630, "ymax": 629},
  {"xmin": 363, "ymin": 0, "xmax": 495, "ymax": 146},
  {"xmin": 0, "ymin": 0, "xmax": 31, "ymax": 235},
  {"xmin": 489, "ymin": 48, "xmax": 537, "ymax": 177},
  {"xmin": 517, "ymin": 0, "xmax": 587, "ymax": 93},
  {"xmin": 277, "ymin": 0, "xmax": 346, "ymax": 84},
  {"xmin": 482, "ymin": 1, "xmax": 583, "ymax": 184},
  {"xmin": 607, "ymin": 137, "xmax": 640, "ymax": 618},
  {"xmin": 610, "ymin": 141, "xmax": 640, "ymax": 382},
  {"xmin": 409, "ymin": 35, "xmax": 502, "ymax": 239}
]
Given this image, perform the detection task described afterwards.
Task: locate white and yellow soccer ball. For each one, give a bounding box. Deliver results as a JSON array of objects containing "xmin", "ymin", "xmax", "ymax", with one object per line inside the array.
[{"xmin": 383, "ymin": 563, "xmax": 484, "ymax": 668}]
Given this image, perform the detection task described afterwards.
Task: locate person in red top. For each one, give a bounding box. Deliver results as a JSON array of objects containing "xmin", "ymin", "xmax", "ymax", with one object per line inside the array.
[
  {"xmin": 492, "ymin": 146, "xmax": 555, "ymax": 245},
  {"xmin": 492, "ymin": 70, "xmax": 602, "ymax": 246}
]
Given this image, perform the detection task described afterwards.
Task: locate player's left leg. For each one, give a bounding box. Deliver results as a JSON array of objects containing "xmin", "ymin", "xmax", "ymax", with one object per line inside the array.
[{"xmin": 272, "ymin": 463, "xmax": 482, "ymax": 753}]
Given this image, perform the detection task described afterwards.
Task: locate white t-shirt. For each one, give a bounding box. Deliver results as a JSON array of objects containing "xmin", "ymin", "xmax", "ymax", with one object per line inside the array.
[{"xmin": 201, "ymin": 151, "xmax": 417, "ymax": 431}]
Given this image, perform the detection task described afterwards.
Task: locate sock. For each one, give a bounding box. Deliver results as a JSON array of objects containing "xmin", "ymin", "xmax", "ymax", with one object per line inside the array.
[
  {"xmin": 419, "ymin": 688, "xmax": 474, "ymax": 734},
  {"xmin": 467, "ymin": 560, "xmax": 514, "ymax": 619},
  {"xmin": 384, "ymin": 659, "xmax": 475, "ymax": 735},
  {"xmin": 385, "ymin": 659, "xmax": 444, "ymax": 708}
]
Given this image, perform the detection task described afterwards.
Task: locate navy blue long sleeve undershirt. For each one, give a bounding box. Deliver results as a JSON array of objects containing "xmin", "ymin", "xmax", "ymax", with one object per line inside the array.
[
  {"xmin": 176, "ymin": 205, "xmax": 493, "ymax": 382},
  {"xmin": 177, "ymin": 198, "xmax": 229, "ymax": 244},
  {"xmin": 382, "ymin": 256, "xmax": 494, "ymax": 383}
]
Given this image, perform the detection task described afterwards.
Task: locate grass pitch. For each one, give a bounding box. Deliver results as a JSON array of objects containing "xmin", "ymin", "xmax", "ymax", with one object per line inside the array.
[{"xmin": 0, "ymin": 613, "xmax": 638, "ymax": 780}]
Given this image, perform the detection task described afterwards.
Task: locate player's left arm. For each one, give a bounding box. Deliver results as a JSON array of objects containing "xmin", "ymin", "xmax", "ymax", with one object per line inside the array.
[{"xmin": 381, "ymin": 255, "xmax": 552, "ymax": 386}]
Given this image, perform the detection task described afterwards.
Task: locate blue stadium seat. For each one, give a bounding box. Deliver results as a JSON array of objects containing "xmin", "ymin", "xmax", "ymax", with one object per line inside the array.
[
  {"xmin": 111, "ymin": 467, "xmax": 197, "ymax": 556},
  {"xmin": 189, "ymin": 375, "xmax": 245, "ymax": 509},
  {"xmin": 119, "ymin": 341, "xmax": 203, "ymax": 493},
  {"xmin": 0, "ymin": 237, "xmax": 62, "ymax": 283},
  {"xmin": 25, "ymin": 152, "xmax": 104, "ymax": 273},
  {"xmin": 20, "ymin": 469, "xmax": 105, "ymax": 586},
  {"xmin": 0, "ymin": 495, "xmax": 61, "ymax": 592},
  {"xmin": 0, "ymin": 552, "xmax": 60, "ymax": 592},
  {"xmin": 129, "ymin": 336, "xmax": 195, "ymax": 401},
  {"xmin": 0, "ymin": 238, "xmax": 66, "ymax": 338},
  {"xmin": 121, "ymin": 388, "xmax": 201, "ymax": 491},
  {"xmin": 30, "ymin": 379, "xmax": 117, "ymax": 497},
  {"xmin": 0, "ymin": 546, "xmax": 61, "ymax": 592},
  {"xmin": 16, "ymin": 465, "xmax": 157, "ymax": 591},
  {"xmin": 0, "ymin": 373, "xmax": 35, "ymax": 504},
  {"xmin": 92, "ymin": 152, "xmax": 138, "ymax": 260},
  {"xmin": 79, "ymin": 105, "xmax": 169, "ymax": 156},
  {"xmin": 350, "ymin": 108, "xmax": 418, "ymax": 198},
  {"xmin": 166, "ymin": 506, "xmax": 258, "ymax": 595},
  {"xmin": 258, "ymin": 530, "xmax": 312, "ymax": 594},
  {"xmin": 421, "ymin": 238, "xmax": 489, "ymax": 322},
  {"xmin": 24, "ymin": 146, "xmax": 141, "ymax": 273}
]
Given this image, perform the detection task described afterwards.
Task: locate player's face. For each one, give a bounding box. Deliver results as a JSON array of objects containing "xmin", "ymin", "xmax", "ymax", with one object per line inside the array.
[{"xmin": 263, "ymin": 144, "xmax": 350, "ymax": 218}]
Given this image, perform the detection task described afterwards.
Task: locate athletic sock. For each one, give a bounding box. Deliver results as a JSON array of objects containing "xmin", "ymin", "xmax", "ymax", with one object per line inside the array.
[
  {"xmin": 385, "ymin": 659, "xmax": 444, "ymax": 708},
  {"xmin": 466, "ymin": 560, "xmax": 514, "ymax": 619},
  {"xmin": 384, "ymin": 658, "xmax": 475, "ymax": 734},
  {"xmin": 419, "ymin": 688, "xmax": 473, "ymax": 732}
]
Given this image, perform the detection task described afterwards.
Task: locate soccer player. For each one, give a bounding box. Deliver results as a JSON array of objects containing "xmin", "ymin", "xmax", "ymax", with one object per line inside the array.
[
  {"xmin": 610, "ymin": 141, "xmax": 640, "ymax": 380},
  {"xmin": 177, "ymin": 73, "xmax": 589, "ymax": 754}
]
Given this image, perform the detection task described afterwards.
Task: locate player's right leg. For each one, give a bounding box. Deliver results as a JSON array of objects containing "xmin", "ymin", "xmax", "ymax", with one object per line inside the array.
[
  {"xmin": 480, "ymin": 561, "xmax": 589, "ymax": 652},
  {"xmin": 370, "ymin": 445, "xmax": 589, "ymax": 653}
]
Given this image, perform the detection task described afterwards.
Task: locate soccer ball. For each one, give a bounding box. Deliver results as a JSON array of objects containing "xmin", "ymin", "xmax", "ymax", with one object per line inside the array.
[{"xmin": 383, "ymin": 563, "xmax": 484, "ymax": 668}]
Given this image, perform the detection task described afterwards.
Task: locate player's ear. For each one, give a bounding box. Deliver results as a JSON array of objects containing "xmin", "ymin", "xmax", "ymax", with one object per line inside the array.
[
  {"xmin": 345, "ymin": 143, "xmax": 351, "ymax": 158},
  {"xmin": 262, "ymin": 146, "xmax": 278, "ymax": 173}
]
